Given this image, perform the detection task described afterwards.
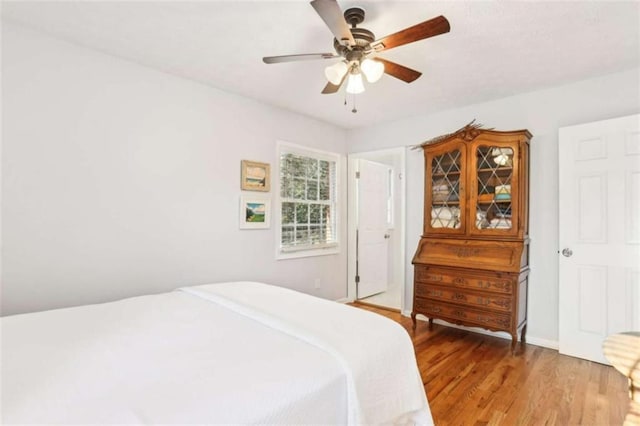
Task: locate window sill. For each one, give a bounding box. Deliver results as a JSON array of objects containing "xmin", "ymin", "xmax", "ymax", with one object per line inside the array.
[{"xmin": 276, "ymin": 246, "xmax": 340, "ymax": 260}]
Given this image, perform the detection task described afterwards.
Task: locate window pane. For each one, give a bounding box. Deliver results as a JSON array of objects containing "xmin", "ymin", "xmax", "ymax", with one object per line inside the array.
[
  {"xmin": 293, "ymin": 156, "xmax": 306, "ymax": 177},
  {"xmin": 309, "ymin": 204, "xmax": 321, "ymax": 224},
  {"xmin": 309, "ymin": 226, "xmax": 321, "ymax": 243},
  {"xmin": 293, "ymin": 178, "xmax": 306, "ymax": 199},
  {"xmin": 322, "ymin": 205, "xmax": 331, "ymax": 223},
  {"xmin": 282, "ymin": 202, "xmax": 295, "ymax": 224},
  {"xmin": 295, "ymin": 226, "xmax": 309, "ymax": 243},
  {"xmin": 319, "ymin": 160, "xmax": 329, "ymax": 180},
  {"xmin": 307, "ymin": 180, "xmax": 318, "ymax": 200},
  {"xmin": 282, "ymin": 226, "xmax": 294, "ymax": 245},
  {"xmin": 319, "ymin": 180, "xmax": 330, "ymax": 200},
  {"xmin": 307, "ymin": 159, "xmax": 319, "ymax": 179},
  {"xmin": 280, "ymin": 176, "xmax": 292, "ymax": 198},
  {"xmin": 296, "ymin": 203, "xmax": 309, "ymax": 224}
]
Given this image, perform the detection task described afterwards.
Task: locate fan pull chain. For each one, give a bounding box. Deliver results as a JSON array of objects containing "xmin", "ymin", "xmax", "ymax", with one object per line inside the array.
[{"xmin": 343, "ymin": 93, "xmax": 358, "ymax": 114}]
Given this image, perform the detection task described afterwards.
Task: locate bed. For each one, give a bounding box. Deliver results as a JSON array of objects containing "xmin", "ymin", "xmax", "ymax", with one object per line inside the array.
[{"xmin": 1, "ymin": 281, "xmax": 432, "ymax": 425}]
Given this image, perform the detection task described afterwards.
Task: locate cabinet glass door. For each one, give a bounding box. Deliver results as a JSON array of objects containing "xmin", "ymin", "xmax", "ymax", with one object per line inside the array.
[
  {"xmin": 426, "ymin": 145, "xmax": 465, "ymax": 234},
  {"xmin": 473, "ymin": 145, "xmax": 516, "ymax": 234}
]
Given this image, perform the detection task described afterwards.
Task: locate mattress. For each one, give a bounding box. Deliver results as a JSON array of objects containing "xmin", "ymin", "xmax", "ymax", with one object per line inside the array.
[{"xmin": 1, "ymin": 281, "xmax": 432, "ymax": 425}]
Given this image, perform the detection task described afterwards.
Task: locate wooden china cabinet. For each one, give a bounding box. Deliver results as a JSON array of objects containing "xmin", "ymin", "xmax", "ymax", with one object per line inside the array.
[{"xmin": 411, "ymin": 124, "xmax": 531, "ymax": 352}]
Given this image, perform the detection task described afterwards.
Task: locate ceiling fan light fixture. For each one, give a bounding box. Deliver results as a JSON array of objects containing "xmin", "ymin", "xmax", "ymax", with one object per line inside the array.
[
  {"xmin": 360, "ymin": 58, "xmax": 384, "ymax": 83},
  {"xmin": 324, "ymin": 61, "xmax": 348, "ymax": 85},
  {"xmin": 346, "ymin": 73, "xmax": 365, "ymax": 94}
]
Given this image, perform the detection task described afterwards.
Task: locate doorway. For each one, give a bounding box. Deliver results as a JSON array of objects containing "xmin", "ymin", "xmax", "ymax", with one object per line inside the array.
[{"xmin": 347, "ymin": 148, "xmax": 406, "ymax": 311}]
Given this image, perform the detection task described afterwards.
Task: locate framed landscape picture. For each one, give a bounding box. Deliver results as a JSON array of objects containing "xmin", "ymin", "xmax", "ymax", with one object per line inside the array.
[
  {"xmin": 241, "ymin": 160, "xmax": 270, "ymax": 192},
  {"xmin": 239, "ymin": 195, "xmax": 271, "ymax": 229}
]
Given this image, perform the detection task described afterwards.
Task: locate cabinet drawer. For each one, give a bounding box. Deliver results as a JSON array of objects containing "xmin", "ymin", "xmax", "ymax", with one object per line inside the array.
[
  {"xmin": 414, "ymin": 298, "xmax": 511, "ymax": 330},
  {"xmin": 415, "ymin": 283, "xmax": 512, "ymax": 312},
  {"xmin": 415, "ymin": 266, "xmax": 513, "ymax": 294}
]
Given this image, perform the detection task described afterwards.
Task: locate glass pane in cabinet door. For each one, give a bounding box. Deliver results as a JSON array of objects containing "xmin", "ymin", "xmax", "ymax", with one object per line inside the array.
[
  {"xmin": 431, "ymin": 150, "xmax": 461, "ymax": 229},
  {"xmin": 476, "ymin": 146, "xmax": 513, "ymax": 230}
]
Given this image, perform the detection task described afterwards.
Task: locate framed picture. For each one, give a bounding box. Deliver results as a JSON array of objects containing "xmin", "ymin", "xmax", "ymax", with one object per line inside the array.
[
  {"xmin": 239, "ymin": 195, "xmax": 271, "ymax": 229},
  {"xmin": 241, "ymin": 160, "xmax": 270, "ymax": 192}
]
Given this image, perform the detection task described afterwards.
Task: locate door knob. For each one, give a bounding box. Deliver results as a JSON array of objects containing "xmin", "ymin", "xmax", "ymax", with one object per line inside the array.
[{"xmin": 562, "ymin": 248, "xmax": 573, "ymax": 257}]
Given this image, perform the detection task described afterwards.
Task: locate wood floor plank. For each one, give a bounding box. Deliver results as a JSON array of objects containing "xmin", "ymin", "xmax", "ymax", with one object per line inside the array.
[{"xmin": 351, "ymin": 303, "xmax": 629, "ymax": 425}]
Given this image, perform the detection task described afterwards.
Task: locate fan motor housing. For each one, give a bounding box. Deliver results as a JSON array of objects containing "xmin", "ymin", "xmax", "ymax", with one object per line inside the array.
[{"xmin": 333, "ymin": 8, "xmax": 375, "ymax": 59}]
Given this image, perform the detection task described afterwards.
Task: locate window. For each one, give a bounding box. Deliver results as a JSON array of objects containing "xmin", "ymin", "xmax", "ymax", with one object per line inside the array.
[{"xmin": 277, "ymin": 142, "xmax": 339, "ymax": 258}]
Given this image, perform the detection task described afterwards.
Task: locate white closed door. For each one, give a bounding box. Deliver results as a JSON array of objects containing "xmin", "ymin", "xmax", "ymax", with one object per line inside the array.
[
  {"xmin": 356, "ymin": 159, "xmax": 391, "ymax": 299},
  {"xmin": 558, "ymin": 114, "xmax": 640, "ymax": 364}
]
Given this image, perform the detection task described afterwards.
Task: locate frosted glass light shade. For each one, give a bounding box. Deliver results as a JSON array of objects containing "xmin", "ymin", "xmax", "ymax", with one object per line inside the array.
[
  {"xmin": 346, "ymin": 73, "xmax": 365, "ymax": 94},
  {"xmin": 360, "ymin": 58, "xmax": 384, "ymax": 83},
  {"xmin": 324, "ymin": 62, "xmax": 348, "ymax": 85}
]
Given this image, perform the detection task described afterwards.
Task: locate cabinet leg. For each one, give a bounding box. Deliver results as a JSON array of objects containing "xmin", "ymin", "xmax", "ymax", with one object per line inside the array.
[
  {"xmin": 411, "ymin": 312, "xmax": 417, "ymax": 331},
  {"xmin": 510, "ymin": 333, "xmax": 518, "ymax": 354},
  {"xmin": 428, "ymin": 318, "xmax": 434, "ymax": 330},
  {"xmin": 521, "ymin": 323, "xmax": 527, "ymax": 344}
]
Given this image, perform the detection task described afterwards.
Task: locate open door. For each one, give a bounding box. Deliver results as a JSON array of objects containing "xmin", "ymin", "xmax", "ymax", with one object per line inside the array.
[
  {"xmin": 356, "ymin": 159, "xmax": 391, "ymax": 299},
  {"xmin": 558, "ymin": 114, "xmax": 640, "ymax": 364}
]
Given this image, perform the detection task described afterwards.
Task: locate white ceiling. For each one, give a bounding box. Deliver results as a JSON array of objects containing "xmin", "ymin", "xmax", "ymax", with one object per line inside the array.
[{"xmin": 2, "ymin": 1, "xmax": 639, "ymax": 129}]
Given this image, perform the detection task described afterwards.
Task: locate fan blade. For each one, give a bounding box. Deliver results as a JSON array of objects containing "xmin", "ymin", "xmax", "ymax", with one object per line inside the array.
[
  {"xmin": 321, "ymin": 72, "xmax": 347, "ymax": 94},
  {"xmin": 371, "ymin": 15, "xmax": 450, "ymax": 52},
  {"xmin": 377, "ymin": 58, "xmax": 422, "ymax": 83},
  {"xmin": 310, "ymin": 0, "xmax": 355, "ymax": 47},
  {"xmin": 263, "ymin": 53, "xmax": 339, "ymax": 64}
]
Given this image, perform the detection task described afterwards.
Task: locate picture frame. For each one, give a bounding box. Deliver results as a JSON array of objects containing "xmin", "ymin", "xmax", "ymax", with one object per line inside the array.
[
  {"xmin": 239, "ymin": 195, "xmax": 271, "ymax": 229},
  {"xmin": 241, "ymin": 160, "xmax": 270, "ymax": 192}
]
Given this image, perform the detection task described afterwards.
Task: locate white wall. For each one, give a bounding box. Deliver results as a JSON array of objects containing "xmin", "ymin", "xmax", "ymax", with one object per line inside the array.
[
  {"xmin": 348, "ymin": 68, "xmax": 640, "ymax": 346},
  {"xmin": 1, "ymin": 22, "xmax": 348, "ymax": 316}
]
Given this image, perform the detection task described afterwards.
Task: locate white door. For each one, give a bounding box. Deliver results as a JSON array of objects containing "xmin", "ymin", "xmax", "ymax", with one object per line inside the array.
[
  {"xmin": 357, "ymin": 159, "xmax": 391, "ymax": 299},
  {"xmin": 559, "ymin": 114, "xmax": 640, "ymax": 364}
]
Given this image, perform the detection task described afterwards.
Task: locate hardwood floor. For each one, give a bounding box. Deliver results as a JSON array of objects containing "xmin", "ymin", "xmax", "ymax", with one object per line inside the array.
[{"xmin": 353, "ymin": 303, "xmax": 630, "ymax": 426}]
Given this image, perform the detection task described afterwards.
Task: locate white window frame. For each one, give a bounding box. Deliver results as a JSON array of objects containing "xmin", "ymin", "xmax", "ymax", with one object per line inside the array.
[{"xmin": 276, "ymin": 141, "xmax": 340, "ymax": 260}]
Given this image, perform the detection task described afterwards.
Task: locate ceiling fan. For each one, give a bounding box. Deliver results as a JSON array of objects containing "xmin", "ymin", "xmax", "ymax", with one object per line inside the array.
[{"xmin": 262, "ymin": 0, "xmax": 450, "ymax": 95}]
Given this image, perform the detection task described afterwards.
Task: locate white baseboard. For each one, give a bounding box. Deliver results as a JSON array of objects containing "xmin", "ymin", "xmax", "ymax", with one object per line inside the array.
[
  {"xmin": 403, "ymin": 312, "xmax": 559, "ymax": 350},
  {"xmin": 335, "ymin": 297, "xmax": 354, "ymax": 304},
  {"xmin": 524, "ymin": 336, "xmax": 559, "ymax": 350}
]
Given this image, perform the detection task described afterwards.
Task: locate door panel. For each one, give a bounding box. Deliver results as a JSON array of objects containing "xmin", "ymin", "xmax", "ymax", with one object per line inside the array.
[
  {"xmin": 577, "ymin": 266, "xmax": 606, "ymax": 335},
  {"xmin": 577, "ymin": 173, "xmax": 606, "ymax": 243},
  {"xmin": 357, "ymin": 159, "xmax": 390, "ymax": 299},
  {"xmin": 559, "ymin": 114, "xmax": 640, "ymax": 364}
]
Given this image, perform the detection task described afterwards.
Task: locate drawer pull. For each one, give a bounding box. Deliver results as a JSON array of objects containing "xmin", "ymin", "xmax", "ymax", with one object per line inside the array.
[
  {"xmin": 453, "ymin": 277, "xmax": 465, "ymax": 285},
  {"xmin": 429, "ymin": 290, "xmax": 443, "ymax": 297},
  {"xmin": 426, "ymin": 274, "xmax": 443, "ymax": 282},
  {"xmin": 429, "ymin": 307, "xmax": 441, "ymax": 314},
  {"xmin": 454, "ymin": 293, "xmax": 466, "ymax": 300},
  {"xmin": 453, "ymin": 310, "xmax": 465, "ymax": 318},
  {"xmin": 477, "ymin": 316, "xmax": 490, "ymax": 323},
  {"xmin": 477, "ymin": 297, "xmax": 490, "ymax": 305}
]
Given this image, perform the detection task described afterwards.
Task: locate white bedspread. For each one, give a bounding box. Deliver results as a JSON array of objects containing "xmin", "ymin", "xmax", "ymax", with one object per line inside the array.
[{"xmin": 2, "ymin": 281, "xmax": 432, "ymax": 425}]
